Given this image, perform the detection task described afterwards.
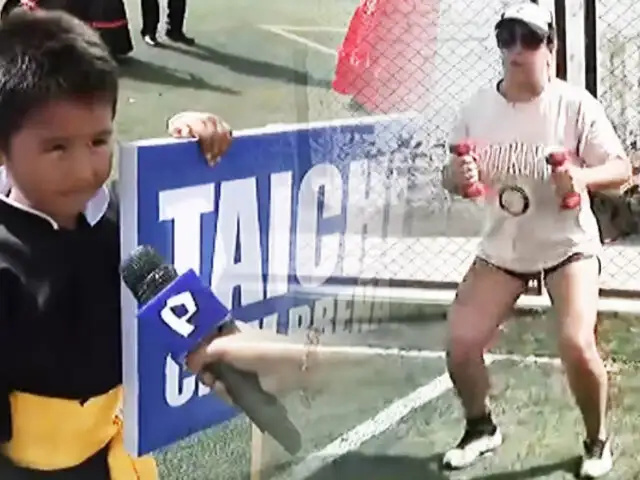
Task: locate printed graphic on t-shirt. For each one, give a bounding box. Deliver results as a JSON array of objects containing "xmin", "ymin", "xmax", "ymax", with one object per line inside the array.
[
  {"xmin": 482, "ymin": 142, "xmax": 551, "ymax": 180},
  {"xmin": 474, "ymin": 142, "xmax": 563, "ymax": 217},
  {"xmin": 497, "ymin": 185, "xmax": 530, "ymax": 216}
]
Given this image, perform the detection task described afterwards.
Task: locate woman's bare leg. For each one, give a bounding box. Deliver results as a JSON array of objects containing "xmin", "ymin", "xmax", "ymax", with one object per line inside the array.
[
  {"xmin": 447, "ymin": 258, "xmax": 526, "ymax": 417},
  {"xmin": 545, "ymin": 255, "xmax": 611, "ymax": 478},
  {"xmin": 443, "ymin": 258, "xmax": 526, "ymax": 469}
]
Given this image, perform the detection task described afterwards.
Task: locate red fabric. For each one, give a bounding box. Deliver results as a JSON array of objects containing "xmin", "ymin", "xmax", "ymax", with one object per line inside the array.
[
  {"xmin": 19, "ymin": 0, "xmax": 37, "ymax": 10},
  {"xmin": 332, "ymin": 0, "xmax": 377, "ymax": 96},
  {"xmin": 333, "ymin": 0, "xmax": 441, "ymax": 114}
]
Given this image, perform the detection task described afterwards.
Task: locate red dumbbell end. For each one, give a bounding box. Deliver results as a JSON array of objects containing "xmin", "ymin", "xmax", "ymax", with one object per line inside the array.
[
  {"xmin": 463, "ymin": 182, "xmax": 485, "ymax": 198},
  {"xmin": 452, "ymin": 142, "xmax": 473, "ymax": 156},
  {"xmin": 546, "ymin": 151, "xmax": 570, "ymax": 168}
]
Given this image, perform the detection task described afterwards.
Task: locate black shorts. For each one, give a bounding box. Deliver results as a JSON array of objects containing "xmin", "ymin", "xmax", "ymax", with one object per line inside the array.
[{"xmin": 484, "ymin": 252, "xmax": 601, "ymax": 285}]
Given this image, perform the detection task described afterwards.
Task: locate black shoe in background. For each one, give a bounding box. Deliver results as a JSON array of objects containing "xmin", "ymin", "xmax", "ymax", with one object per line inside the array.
[{"xmin": 166, "ymin": 30, "xmax": 195, "ymax": 46}]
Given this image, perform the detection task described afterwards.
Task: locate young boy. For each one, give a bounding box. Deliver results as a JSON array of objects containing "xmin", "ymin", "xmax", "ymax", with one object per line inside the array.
[{"xmin": 0, "ymin": 9, "xmax": 232, "ymax": 479}]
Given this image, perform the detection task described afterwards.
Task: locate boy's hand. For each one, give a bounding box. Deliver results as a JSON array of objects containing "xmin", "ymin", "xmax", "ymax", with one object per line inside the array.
[{"xmin": 167, "ymin": 111, "xmax": 232, "ymax": 165}]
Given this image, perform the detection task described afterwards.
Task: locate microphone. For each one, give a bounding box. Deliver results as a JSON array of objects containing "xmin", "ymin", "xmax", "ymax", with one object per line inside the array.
[{"xmin": 119, "ymin": 245, "xmax": 302, "ymax": 455}]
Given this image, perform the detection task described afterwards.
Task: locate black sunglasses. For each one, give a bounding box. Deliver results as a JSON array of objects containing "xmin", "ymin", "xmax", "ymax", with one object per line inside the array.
[{"xmin": 496, "ymin": 22, "xmax": 547, "ymax": 50}]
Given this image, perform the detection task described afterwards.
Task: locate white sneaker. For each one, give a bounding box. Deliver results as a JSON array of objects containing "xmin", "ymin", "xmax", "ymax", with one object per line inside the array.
[
  {"xmin": 442, "ymin": 419, "xmax": 503, "ymax": 470},
  {"xmin": 579, "ymin": 437, "xmax": 613, "ymax": 478}
]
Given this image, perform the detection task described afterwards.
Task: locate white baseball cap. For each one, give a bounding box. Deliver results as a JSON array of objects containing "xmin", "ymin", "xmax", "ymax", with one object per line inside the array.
[{"xmin": 495, "ymin": 3, "xmax": 554, "ymax": 35}]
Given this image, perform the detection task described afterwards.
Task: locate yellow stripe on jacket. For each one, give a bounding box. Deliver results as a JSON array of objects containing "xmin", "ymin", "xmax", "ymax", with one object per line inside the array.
[{"xmin": 3, "ymin": 386, "xmax": 157, "ymax": 478}]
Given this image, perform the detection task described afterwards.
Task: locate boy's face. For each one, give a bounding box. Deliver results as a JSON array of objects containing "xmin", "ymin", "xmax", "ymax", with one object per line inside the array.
[{"xmin": 5, "ymin": 99, "xmax": 114, "ymax": 225}]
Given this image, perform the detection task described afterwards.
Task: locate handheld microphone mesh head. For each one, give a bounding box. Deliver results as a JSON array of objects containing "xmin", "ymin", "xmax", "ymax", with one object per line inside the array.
[{"xmin": 120, "ymin": 245, "xmax": 178, "ymax": 304}]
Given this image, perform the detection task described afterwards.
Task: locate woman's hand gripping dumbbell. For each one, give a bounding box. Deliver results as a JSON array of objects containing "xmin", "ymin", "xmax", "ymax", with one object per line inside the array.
[
  {"xmin": 546, "ymin": 150, "xmax": 581, "ymax": 210},
  {"xmin": 449, "ymin": 140, "xmax": 486, "ymax": 199}
]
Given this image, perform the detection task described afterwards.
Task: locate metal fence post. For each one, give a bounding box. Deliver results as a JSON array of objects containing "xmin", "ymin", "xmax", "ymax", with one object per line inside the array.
[{"xmin": 584, "ymin": 0, "xmax": 597, "ymax": 96}]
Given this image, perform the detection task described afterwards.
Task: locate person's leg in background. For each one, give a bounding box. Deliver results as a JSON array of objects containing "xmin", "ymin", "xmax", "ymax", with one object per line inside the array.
[
  {"xmin": 442, "ymin": 258, "xmax": 526, "ymax": 469},
  {"xmin": 83, "ymin": 0, "xmax": 134, "ymax": 59},
  {"xmin": 545, "ymin": 255, "xmax": 612, "ymax": 478},
  {"xmin": 165, "ymin": 0, "xmax": 194, "ymax": 45},
  {"xmin": 140, "ymin": 0, "xmax": 159, "ymax": 46}
]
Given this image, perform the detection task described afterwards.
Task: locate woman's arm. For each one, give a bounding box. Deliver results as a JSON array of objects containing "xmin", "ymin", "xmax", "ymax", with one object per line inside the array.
[
  {"xmin": 441, "ymin": 110, "xmax": 470, "ymax": 195},
  {"xmin": 577, "ymin": 94, "xmax": 633, "ymax": 191},
  {"xmin": 580, "ymin": 158, "xmax": 632, "ymax": 192}
]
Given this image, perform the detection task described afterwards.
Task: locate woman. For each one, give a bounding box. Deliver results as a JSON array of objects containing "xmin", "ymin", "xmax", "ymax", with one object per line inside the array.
[
  {"xmin": 332, "ymin": 0, "xmax": 440, "ymax": 114},
  {"xmin": 441, "ymin": 3, "xmax": 631, "ymax": 478},
  {"xmin": 1, "ymin": 0, "xmax": 133, "ymax": 58}
]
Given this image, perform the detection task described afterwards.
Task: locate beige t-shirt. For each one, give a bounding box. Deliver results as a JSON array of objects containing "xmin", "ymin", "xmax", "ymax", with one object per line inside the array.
[{"xmin": 449, "ymin": 78, "xmax": 627, "ymax": 273}]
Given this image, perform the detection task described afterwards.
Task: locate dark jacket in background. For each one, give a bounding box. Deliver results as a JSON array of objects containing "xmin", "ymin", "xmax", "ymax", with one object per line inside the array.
[{"xmin": 1, "ymin": 0, "xmax": 133, "ymax": 58}]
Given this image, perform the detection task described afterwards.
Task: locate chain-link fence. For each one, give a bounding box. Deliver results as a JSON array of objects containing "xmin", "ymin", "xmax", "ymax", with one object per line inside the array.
[
  {"xmin": 152, "ymin": 0, "xmax": 639, "ymax": 477},
  {"xmin": 289, "ymin": 0, "xmax": 640, "ymax": 299},
  {"xmin": 110, "ymin": 0, "xmax": 640, "ymax": 477},
  {"xmin": 597, "ymin": 0, "xmax": 640, "ymax": 151},
  {"xmin": 296, "ymin": 0, "xmax": 522, "ymax": 295},
  {"xmin": 587, "ymin": 0, "xmax": 640, "ymax": 295}
]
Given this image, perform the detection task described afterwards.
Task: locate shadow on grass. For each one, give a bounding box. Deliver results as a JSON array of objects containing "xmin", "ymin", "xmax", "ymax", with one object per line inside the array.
[
  {"xmin": 163, "ymin": 43, "xmax": 333, "ymax": 89},
  {"xmin": 118, "ymin": 57, "xmax": 241, "ymax": 94},
  {"xmin": 470, "ymin": 457, "xmax": 579, "ymax": 479},
  {"xmin": 300, "ymin": 452, "xmax": 577, "ymax": 479},
  {"xmin": 305, "ymin": 452, "xmax": 449, "ymax": 479}
]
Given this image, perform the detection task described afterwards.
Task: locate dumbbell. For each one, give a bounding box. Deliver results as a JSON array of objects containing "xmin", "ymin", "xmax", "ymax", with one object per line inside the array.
[
  {"xmin": 546, "ymin": 151, "xmax": 581, "ymax": 210},
  {"xmin": 449, "ymin": 141, "xmax": 485, "ymax": 199}
]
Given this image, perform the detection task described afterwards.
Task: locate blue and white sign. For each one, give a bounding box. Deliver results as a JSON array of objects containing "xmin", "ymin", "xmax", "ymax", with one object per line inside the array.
[{"xmin": 118, "ymin": 113, "xmax": 423, "ymax": 456}]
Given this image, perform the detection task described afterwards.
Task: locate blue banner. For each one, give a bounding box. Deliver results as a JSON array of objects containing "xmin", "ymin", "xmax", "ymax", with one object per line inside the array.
[{"xmin": 118, "ymin": 114, "xmax": 421, "ymax": 456}]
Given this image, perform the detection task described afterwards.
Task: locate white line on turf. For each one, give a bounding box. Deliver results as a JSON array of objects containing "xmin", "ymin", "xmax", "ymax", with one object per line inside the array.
[
  {"xmin": 286, "ymin": 371, "xmax": 457, "ymax": 479},
  {"xmin": 258, "ymin": 25, "xmax": 337, "ymax": 56},
  {"xmin": 263, "ymin": 25, "xmax": 346, "ymax": 33},
  {"xmin": 280, "ymin": 349, "xmax": 560, "ymax": 479},
  {"xmin": 291, "ymin": 345, "xmax": 561, "ymax": 367}
]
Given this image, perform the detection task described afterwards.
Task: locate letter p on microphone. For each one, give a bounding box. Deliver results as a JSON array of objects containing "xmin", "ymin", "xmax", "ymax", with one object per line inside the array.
[
  {"xmin": 160, "ymin": 291, "xmax": 198, "ymax": 338},
  {"xmin": 137, "ymin": 269, "xmax": 229, "ymax": 363}
]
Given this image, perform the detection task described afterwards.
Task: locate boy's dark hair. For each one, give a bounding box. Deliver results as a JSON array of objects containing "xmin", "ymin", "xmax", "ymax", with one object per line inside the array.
[{"xmin": 0, "ymin": 9, "xmax": 118, "ymax": 151}]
